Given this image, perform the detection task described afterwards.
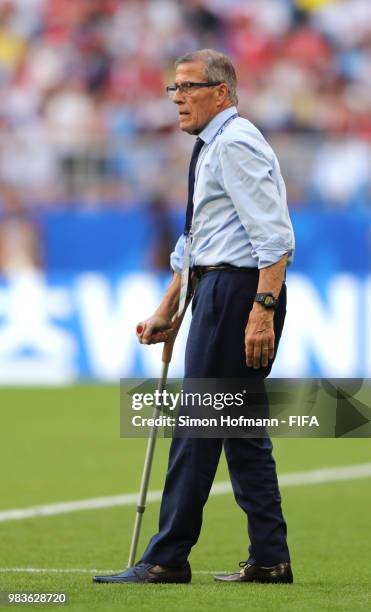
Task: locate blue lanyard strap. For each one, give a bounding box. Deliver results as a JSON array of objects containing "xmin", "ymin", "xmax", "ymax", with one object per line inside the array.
[{"xmin": 208, "ymin": 112, "xmax": 239, "ymax": 146}]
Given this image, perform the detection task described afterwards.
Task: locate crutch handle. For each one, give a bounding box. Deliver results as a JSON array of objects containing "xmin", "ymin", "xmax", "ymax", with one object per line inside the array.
[
  {"xmin": 161, "ymin": 334, "xmax": 176, "ymax": 364},
  {"xmin": 161, "ymin": 302, "xmax": 189, "ymax": 364}
]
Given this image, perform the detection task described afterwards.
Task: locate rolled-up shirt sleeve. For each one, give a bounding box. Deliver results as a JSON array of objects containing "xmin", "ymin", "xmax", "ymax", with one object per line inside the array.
[
  {"xmin": 170, "ymin": 232, "xmax": 186, "ymax": 274},
  {"xmin": 218, "ymin": 140, "xmax": 295, "ymax": 268}
]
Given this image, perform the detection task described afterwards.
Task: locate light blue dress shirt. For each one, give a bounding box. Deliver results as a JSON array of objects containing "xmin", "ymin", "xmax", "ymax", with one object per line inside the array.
[{"xmin": 170, "ymin": 106, "xmax": 295, "ymax": 273}]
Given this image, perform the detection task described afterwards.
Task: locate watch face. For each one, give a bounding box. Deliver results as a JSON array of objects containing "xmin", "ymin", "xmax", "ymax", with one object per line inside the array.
[{"xmin": 264, "ymin": 295, "xmax": 274, "ymax": 306}]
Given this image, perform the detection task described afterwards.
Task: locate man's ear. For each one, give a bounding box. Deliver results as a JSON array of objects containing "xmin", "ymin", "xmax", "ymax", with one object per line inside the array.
[{"xmin": 216, "ymin": 83, "xmax": 230, "ymax": 105}]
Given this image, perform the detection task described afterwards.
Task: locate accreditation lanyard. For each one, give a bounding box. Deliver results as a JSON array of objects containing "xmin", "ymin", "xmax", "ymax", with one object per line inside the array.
[
  {"xmin": 178, "ymin": 230, "xmax": 193, "ymax": 316},
  {"xmin": 178, "ymin": 112, "xmax": 239, "ymax": 317}
]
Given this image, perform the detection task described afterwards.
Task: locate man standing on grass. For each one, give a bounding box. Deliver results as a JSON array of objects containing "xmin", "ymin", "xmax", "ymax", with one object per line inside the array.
[{"xmin": 94, "ymin": 49, "xmax": 295, "ymax": 585}]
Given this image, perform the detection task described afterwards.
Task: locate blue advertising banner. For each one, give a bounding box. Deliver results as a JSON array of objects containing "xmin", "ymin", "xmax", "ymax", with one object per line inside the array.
[{"xmin": 0, "ymin": 209, "xmax": 369, "ymax": 383}]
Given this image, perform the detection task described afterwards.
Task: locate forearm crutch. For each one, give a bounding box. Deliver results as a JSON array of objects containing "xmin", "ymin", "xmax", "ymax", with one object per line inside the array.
[{"xmin": 127, "ymin": 320, "xmax": 183, "ymax": 568}]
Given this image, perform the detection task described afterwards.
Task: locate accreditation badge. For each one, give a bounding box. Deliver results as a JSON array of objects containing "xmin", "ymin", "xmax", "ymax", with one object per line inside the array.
[{"xmin": 178, "ymin": 233, "xmax": 192, "ymax": 317}]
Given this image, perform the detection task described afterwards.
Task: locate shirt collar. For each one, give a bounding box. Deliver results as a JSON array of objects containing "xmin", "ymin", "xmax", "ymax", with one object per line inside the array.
[{"xmin": 199, "ymin": 106, "xmax": 238, "ymax": 144}]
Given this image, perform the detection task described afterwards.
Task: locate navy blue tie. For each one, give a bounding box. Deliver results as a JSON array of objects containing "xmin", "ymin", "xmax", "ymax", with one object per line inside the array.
[{"xmin": 185, "ymin": 137, "xmax": 204, "ymax": 234}]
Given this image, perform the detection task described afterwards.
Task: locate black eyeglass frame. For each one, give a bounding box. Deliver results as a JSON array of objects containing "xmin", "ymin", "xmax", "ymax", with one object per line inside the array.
[{"xmin": 166, "ymin": 81, "xmax": 223, "ymax": 96}]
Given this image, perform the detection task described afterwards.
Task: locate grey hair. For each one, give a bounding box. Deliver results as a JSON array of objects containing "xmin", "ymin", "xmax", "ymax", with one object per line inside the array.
[{"xmin": 174, "ymin": 49, "xmax": 238, "ymax": 106}]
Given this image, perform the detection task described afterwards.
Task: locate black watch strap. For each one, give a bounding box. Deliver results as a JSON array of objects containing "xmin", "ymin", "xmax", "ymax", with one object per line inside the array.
[{"xmin": 254, "ymin": 292, "xmax": 278, "ymax": 310}]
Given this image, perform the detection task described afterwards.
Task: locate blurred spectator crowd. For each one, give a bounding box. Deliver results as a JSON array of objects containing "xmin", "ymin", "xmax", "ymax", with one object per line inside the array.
[{"xmin": 0, "ymin": 0, "xmax": 371, "ymax": 209}]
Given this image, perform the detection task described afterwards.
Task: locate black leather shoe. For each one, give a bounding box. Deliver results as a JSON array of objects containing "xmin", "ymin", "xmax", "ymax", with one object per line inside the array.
[
  {"xmin": 93, "ymin": 561, "xmax": 191, "ymax": 584},
  {"xmin": 214, "ymin": 561, "xmax": 293, "ymax": 584}
]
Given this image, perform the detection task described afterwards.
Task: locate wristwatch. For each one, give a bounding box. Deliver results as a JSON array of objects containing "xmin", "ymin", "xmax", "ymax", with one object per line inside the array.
[{"xmin": 254, "ymin": 292, "xmax": 278, "ymax": 310}]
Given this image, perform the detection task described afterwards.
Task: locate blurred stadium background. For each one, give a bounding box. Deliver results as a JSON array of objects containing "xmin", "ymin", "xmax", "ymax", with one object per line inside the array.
[
  {"xmin": 0, "ymin": 0, "xmax": 370, "ymax": 384},
  {"xmin": 1, "ymin": 3, "xmax": 370, "ymax": 608}
]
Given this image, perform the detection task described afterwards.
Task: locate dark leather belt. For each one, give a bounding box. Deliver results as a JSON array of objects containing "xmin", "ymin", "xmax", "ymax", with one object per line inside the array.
[{"xmin": 192, "ymin": 264, "xmax": 259, "ymax": 279}]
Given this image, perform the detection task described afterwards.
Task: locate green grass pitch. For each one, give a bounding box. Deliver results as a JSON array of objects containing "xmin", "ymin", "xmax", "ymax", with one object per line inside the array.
[{"xmin": 0, "ymin": 386, "xmax": 370, "ymax": 611}]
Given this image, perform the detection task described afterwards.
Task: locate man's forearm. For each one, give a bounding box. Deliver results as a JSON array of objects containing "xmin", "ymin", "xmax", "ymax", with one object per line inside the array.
[
  {"xmin": 136, "ymin": 272, "xmax": 181, "ymax": 345},
  {"xmin": 245, "ymin": 254, "xmax": 288, "ymax": 368},
  {"xmin": 155, "ymin": 272, "xmax": 181, "ymax": 319},
  {"xmin": 257, "ymin": 254, "xmax": 288, "ymax": 297}
]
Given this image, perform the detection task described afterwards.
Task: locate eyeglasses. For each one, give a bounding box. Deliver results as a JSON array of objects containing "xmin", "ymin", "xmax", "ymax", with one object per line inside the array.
[{"xmin": 166, "ymin": 81, "xmax": 222, "ymax": 99}]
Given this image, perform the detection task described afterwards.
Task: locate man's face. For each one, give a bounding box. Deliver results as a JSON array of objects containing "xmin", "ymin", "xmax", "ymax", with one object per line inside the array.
[{"xmin": 173, "ymin": 61, "xmax": 224, "ymax": 135}]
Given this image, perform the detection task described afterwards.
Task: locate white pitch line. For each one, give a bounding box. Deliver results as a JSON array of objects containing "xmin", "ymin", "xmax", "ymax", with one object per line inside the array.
[
  {"xmin": 0, "ymin": 568, "xmax": 220, "ymax": 575},
  {"xmin": 0, "ymin": 568, "xmax": 117, "ymax": 574},
  {"xmin": 0, "ymin": 463, "xmax": 370, "ymax": 524}
]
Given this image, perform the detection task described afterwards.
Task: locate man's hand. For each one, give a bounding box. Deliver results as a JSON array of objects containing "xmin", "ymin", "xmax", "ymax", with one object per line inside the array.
[
  {"xmin": 136, "ymin": 272, "xmax": 183, "ymax": 345},
  {"xmin": 245, "ymin": 304, "xmax": 275, "ymax": 369},
  {"xmin": 136, "ymin": 314, "xmax": 175, "ymax": 345}
]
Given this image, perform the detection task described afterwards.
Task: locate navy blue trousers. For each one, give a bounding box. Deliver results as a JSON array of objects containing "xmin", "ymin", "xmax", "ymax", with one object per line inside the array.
[{"xmin": 142, "ymin": 269, "xmax": 290, "ymax": 567}]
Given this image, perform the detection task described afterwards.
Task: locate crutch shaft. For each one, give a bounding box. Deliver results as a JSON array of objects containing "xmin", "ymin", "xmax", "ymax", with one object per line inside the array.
[
  {"xmin": 127, "ymin": 302, "xmax": 190, "ymax": 568},
  {"xmin": 127, "ymin": 360, "xmax": 169, "ymax": 567}
]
